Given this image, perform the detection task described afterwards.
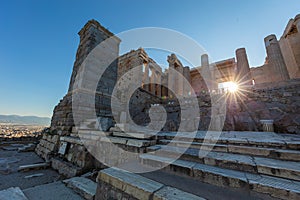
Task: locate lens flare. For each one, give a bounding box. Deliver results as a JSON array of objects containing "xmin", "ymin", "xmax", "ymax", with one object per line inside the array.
[{"xmin": 226, "ymin": 82, "xmax": 238, "ymax": 93}]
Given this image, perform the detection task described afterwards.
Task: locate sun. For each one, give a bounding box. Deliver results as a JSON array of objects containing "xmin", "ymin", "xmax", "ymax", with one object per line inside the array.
[{"xmin": 225, "ymin": 81, "xmax": 239, "ymax": 93}]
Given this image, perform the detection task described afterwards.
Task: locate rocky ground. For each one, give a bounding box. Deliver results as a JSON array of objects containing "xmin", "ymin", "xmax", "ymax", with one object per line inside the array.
[{"xmin": 0, "ymin": 141, "xmax": 86, "ymax": 200}]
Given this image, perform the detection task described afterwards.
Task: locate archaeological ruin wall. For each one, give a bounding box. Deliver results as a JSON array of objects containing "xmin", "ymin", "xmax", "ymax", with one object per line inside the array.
[{"xmin": 50, "ymin": 20, "xmax": 120, "ymax": 136}]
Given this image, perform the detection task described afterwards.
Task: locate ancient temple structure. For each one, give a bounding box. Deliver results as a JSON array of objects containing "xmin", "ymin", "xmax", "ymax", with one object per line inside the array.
[
  {"xmin": 32, "ymin": 14, "xmax": 300, "ymax": 200},
  {"xmin": 48, "ymin": 13, "xmax": 300, "ymax": 136},
  {"xmin": 118, "ymin": 48, "xmax": 163, "ymax": 97},
  {"xmin": 251, "ymin": 14, "xmax": 300, "ymax": 84},
  {"xmin": 116, "ymin": 12, "xmax": 300, "ymax": 96}
]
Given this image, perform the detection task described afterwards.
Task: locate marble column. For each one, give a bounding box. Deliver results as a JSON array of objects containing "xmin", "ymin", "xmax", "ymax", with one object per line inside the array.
[
  {"xmin": 150, "ymin": 67, "xmax": 156, "ymax": 95},
  {"xmin": 264, "ymin": 34, "xmax": 290, "ymax": 81},
  {"xmin": 183, "ymin": 66, "xmax": 191, "ymax": 96},
  {"xmin": 210, "ymin": 65, "xmax": 218, "ymax": 93},
  {"xmin": 201, "ymin": 54, "xmax": 209, "ymax": 68},
  {"xmin": 177, "ymin": 65, "xmax": 184, "ymax": 96},
  {"xmin": 156, "ymin": 71, "xmax": 162, "ymax": 97},
  {"xmin": 142, "ymin": 62, "xmax": 150, "ymax": 91},
  {"xmin": 236, "ymin": 48, "xmax": 252, "ymax": 86},
  {"xmin": 201, "ymin": 54, "xmax": 212, "ymax": 91},
  {"xmin": 168, "ymin": 68, "xmax": 175, "ymax": 98},
  {"xmin": 161, "ymin": 74, "xmax": 168, "ymax": 97}
]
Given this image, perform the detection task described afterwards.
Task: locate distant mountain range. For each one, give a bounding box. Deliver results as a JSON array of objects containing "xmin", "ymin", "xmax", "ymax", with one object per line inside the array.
[{"xmin": 0, "ymin": 115, "xmax": 51, "ymax": 126}]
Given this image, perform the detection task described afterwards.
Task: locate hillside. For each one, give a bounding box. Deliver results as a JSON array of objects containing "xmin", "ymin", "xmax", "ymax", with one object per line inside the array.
[{"xmin": 0, "ymin": 115, "xmax": 51, "ymax": 126}]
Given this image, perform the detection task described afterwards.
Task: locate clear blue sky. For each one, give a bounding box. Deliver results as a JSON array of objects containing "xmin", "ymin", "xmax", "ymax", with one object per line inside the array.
[{"xmin": 0, "ymin": 0, "xmax": 299, "ymax": 117}]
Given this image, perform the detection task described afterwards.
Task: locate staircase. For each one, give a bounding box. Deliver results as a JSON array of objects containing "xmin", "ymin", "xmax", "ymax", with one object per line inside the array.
[
  {"xmin": 139, "ymin": 131, "xmax": 300, "ymax": 200},
  {"xmin": 76, "ymin": 119, "xmax": 158, "ymax": 154}
]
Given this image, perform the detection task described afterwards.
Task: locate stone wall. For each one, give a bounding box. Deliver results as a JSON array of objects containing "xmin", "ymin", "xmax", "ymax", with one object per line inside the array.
[
  {"xmin": 126, "ymin": 79, "xmax": 300, "ymax": 134},
  {"xmin": 128, "ymin": 88, "xmax": 162, "ymax": 126},
  {"xmin": 216, "ymin": 79, "xmax": 300, "ymax": 133},
  {"xmin": 50, "ymin": 94, "xmax": 73, "ymax": 135},
  {"xmin": 95, "ymin": 180, "xmax": 139, "ymax": 200},
  {"xmin": 35, "ymin": 131, "xmax": 60, "ymax": 161}
]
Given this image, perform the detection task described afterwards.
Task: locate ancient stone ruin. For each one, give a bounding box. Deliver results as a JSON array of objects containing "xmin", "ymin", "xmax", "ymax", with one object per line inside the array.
[{"xmin": 32, "ymin": 14, "xmax": 300, "ymax": 200}]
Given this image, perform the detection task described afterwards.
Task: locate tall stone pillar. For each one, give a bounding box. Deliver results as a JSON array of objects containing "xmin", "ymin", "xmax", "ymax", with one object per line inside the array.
[
  {"xmin": 183, "ymin": 66, "xmax": 191, "ymax": 96},
  {"xmin": 177, "ymin": 66, "xmax": 184, "ymax": 96},
  {"xmin": 168, "ymin": 67, "xmax": 175, "ymax": 98},
  {"xmin": 156, "ymin": 71, "xmax": 162, "ymax": 97},
  {"xmin": 235, "ymin": 48, "xmax": 252, "ymax": 86},
  {"xmin": 201, "ymin": 54, "xmax": 212, "ymax": 91},
  {"xmin": 150, "ymin": 67, "xmax": 156, "ymax": 95},
  {"xmin": 161, "ymin": 74, "xmax": 168, "ymax": 98},
  {"xmin": 50, "ymin": 20, "xmax": 120, "ymax": 135},
  {"xmin": 68, "ymin": 20, "xmax": 111, "ymax": 92},
  {"xmin": 142, "ymin": 63, "xmax": 150, "ymax": 91},
  {"xmin": 167, "ymin": 54, "xmax": 186, "ymax": 97},
  {"xmin": 201, "ymin": 54, "xmax": 209, "ymax": 68},
  {"xmin": 210, "ymin": 65, "xmax": 218, "ymax": 93},
  {"xmin": 264, "ymin": 34, "xmax": 290, "ymax": 82}
]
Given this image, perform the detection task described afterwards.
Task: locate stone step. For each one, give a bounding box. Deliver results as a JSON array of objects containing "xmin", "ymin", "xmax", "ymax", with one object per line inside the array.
[
  {"xmin": 63, "ymin": 177, "xmax": 97, "ymax": 200},
  {"xmin": 114, "ymin": 123, "xmax": 157, "ymax": 134},
  {"xmin": 159, "ymin": 139, "xmax": 300, "ymax": 161},
  {"xmin": 140, "ymin": 154, "xmax": 300, "ymax": 200},
  {"xmin": 0, "ymin": 187, "xmax": 29, "ymax": 200},
  {"xmin": 60, "ymin": 136, "xmax": 83, "ymax": 145},
  {"xmin": 51, "ymin": 158, "xmax": 83, "ymax": 178},
  {"xmin": 112, "ymin": 131, "xmax": 157, "ymax": 140},
  {"xmin": 96, "ymin": 167, "xmax": 206, "ymax": 200},
  {"xmin": 18, "ymin": 143, "xmax": 36, "ymax": 152},
  {"xmin": 147, "ymin": 145, "xmax": 300, "ymax": 181},
  {"xmin": 79, "ymin": 127, "xmax": 158, "ymax": 140},
  {"xmin": 78, "ymin": 130, "xmax": 110, "ymax": 137},
  {"xmin": 75, "ymin": 131, "xmax": 157, "ymax": 150},
  {"xmin": 18, "ymin": 162, "xmax": 50, "ymax": 172},
  {"xmin": 100, "ymin": 136, "xmax": 156, "ymax": 148},
  {"xmin": 23, "ymin": 181, "xmax": 84, "ymax": 200},
  {"xmin": 157, "ymin": 131, "xmax": 300, "ymax": 150},
  {"xmin": 2, "ymin": 146, "xmax": 20, "ymax": 151},
  {"xmin": 77, "ymin": 130, "xmax": 111, "ymax": 143}
]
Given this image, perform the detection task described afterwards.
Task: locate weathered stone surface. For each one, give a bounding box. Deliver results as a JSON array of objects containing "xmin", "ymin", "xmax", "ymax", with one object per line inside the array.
[
  {"xmin": 140, "ymin": 154, "xmax": 300, "ymax": 200},
  {"xmin": 18, "ymin": 163, "xmax": 49, "ymax": 172},
  {"xmin": 96, "ymin": 167, "xmax": 207, "ymax": 200},
  {"xmin": 58, "ymin": 142, "xmax": 68, "ymax": 155},
  {"xmin": 153, "ymin": 186, "xmax": 206, "ymax": 200},
  {"xmin": 112, "ymin": 131, "xmax": 154, "ymax": 139},
  {"xmin": 18, "ymin": 143, "xmax": 36, "ymax": 152},
  {"xmin": 24, "ymin": 173, "xmax": 44, "ymax": 179},
  {"xmin": 148, "ymin": 144, "xmax": 300, "ymax": 180},
  {"xmin": 51, "ymin": 158, "xmax": 82, "ymax": 178},
  {"xmin": 160, "ymin": 139, "xmax": 300, "ymax": 161},
  {"xmin": 0, "ymin": 187, "xmax": 28, "ymax": 200},
  {"xmin": 98, "ymin": 117, "xmax": 114, "ymax": 132},
  {"xmin": 98, "ymin": 167, "xmax": 164, "ymax": 200},
  {"xmin": 60, "ymin": 136, "xmax": 83, "ymax": 145},
  {"xmin": 63, "ymin": 177, "xmax": 97, "ymax": 200},
  {"xmin": 35, "ymin": 132, "xmax": 60, "ymax": 161},
  {"xmin": 254, "ymin": 157, "xmax": 300, "ymax": 181},
  {"xmin": 23, "ymin": 181, "xmax": 84, "ymax": 200}
]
